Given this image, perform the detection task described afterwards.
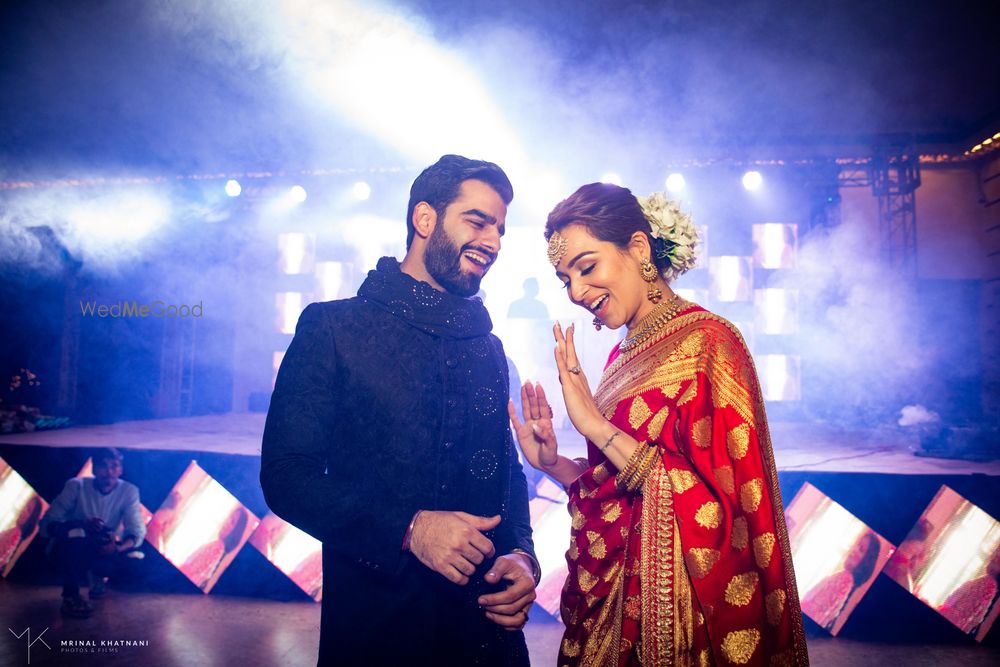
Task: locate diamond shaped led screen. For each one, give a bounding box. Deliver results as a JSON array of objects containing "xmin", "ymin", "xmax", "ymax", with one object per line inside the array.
[
  {"xmin": 145, "ymin": 461, "xmax": 259, "ymax": 593},
  {"xmin": 884, "ymin": 485, "xmax": 1000, "ymax": 641},
  {"xmin": 249, "ymin": 512, "xmax": 323, "ymax": 601},
  {"xmin": 786, "ymin": 482, "xmax": 895, "ymax": 635},
  {"xmin": 0, "ymin": 457, "xmax": 48, "ymax": 577}
]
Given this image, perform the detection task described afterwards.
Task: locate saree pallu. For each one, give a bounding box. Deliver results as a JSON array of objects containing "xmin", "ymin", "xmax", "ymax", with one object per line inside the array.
[{"xmin": 559, "ymin": 306, "xmax": 809, "ymax": 666}]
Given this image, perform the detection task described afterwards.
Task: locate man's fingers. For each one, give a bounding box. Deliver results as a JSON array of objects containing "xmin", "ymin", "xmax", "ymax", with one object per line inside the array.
[
  {"xmin": 447, "ymin": 566, "xmax": 470, "ymax": 586},
  {"xmin": 482, "ymin": 593, "xmax": 536, "ymax": 615},
  {"xmin": 468, "ymin": 532, "xmax": 496, "ymax": 559},
  {"xmin": 452, "ymin": 556, "xmax": 477, "ymax": 576},
  {"xmin": 484, "ymin": 609, "xmax": 529, "ymax": 630}
]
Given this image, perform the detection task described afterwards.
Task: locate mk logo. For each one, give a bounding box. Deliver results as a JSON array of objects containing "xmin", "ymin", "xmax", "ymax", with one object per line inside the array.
[{"xmin": 8, "ymin": 627, "xmax": 51, "ymax": 665}]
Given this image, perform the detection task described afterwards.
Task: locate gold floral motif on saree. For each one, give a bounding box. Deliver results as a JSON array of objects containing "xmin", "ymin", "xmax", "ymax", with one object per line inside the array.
[
  {"xmin": 586, "ymin": 530, "xmax": 607, "ymax": 559},
  {"xmin": 668, "ymin": 468, "xmax": 699, "ymax": 494},
  {"xmin": 766, "ymin": 589, "xmax": 787, "ymax": 626},
  {"xmin": 684, "ymin": 548, "xmax": 720, "ymax": 580},
  {"xmin": 601, "ymin": 501, "xmax": 623, "ymax": 523},
  {"xmin": 577, "ymin": 566, "xmax": 599, "ymax": 593},
  {"xmin": 714, "ymin": 465, "xmax": 736, "ymax": 495},
  {"xmin": 691, "ymin": 416, "xmax": 713, "ymax": 448},
  {"xmin": 648, "ymin": 406, "xmax": 670, "ymax": 440},
  {"xmin": 727, "ymin": 423, "xmax": 750, "ymax": 459},
  {"xmin": 732, "ymin": 517, "xmax": 749, "ymax": 550},
  {"xmin": 629, "ymin": 395, "xmax": 654, "ymax": 430},
  {"xmin": 740, "ymin": 478, "xmax": 764, "ymax": 512},
  {"xmin": 694, "ymin": 501, "xmax": 722, "ymax": 529},
  {"xmin": 677, "ymin": 380, "xmax": 698, "ymax": 407},
  {"xmin": 724, "ymin": 572, "xmax": 760, "ymax": 607},
  {"xmin": 754, "ymin": 532, "xmax": 776, "ymax": 569},
  {"xmin": 720, "ymin": 629, "xmax": 761, "ymax": 665},
  {"xmin": 571, "ymin": 504, "xmax": 586, "ymax": 530}
]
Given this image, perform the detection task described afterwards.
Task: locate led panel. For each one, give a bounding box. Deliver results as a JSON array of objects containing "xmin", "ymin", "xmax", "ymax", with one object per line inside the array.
[
  {"xmin": 315, "ymin": 261, "xmax": 354, "ymax": 301},
  {"xmin": 754, "ymin": 289, "xmax": 799, "ymax": 335},
  {"xmin": 0, "ymin": 458, "xmax": 48, "ymax": 577},
  {"xmin": 276, "ymin": 292, "xmax": 311, "ymax": 335},
  {"xmin": 709, "ymin": 256, "xmax": 752, "ymax": 302},
  {"xmin": 144, "ymin": 461, "xmax": 260, "ymax": 593},
  {"xmin": 752, "ymin": 223, "xmax": 797, "ymax": 269},
  {"xmin": 527, "ymin": 476, "xmax": 571, "ymax": 617},
  {"xmin": 249, "ymin": 512, "xmax": 324, "ymax": 601},
  {"xmin": 884, "ymin": 485, "xmax": 1000, "ymax": 641},
  {"xmin": 758, "ymin": 354, "xmax": 801, "ymax": 401},
  {"xmin": 786, "ymin": 482, "xmax": 895, "ymax": 635},
  {"xmin": 278, "ymin": 233, "xmax": 315, "ymax": 275}
]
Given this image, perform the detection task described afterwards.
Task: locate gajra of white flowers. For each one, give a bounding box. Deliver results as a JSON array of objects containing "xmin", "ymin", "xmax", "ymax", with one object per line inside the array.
[{"xmin": 637, "ymin": 192, "xmax": 699, "ymax": 282}]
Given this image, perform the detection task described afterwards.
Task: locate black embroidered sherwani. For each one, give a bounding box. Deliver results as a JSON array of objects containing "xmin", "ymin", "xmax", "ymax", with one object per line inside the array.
[{"xmin": 261, "ymin": 257, "xmax": 535, "ymax": 666}]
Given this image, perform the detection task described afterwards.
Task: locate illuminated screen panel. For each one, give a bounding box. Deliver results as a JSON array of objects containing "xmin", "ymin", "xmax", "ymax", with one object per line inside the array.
[
  {"xmin": 786, "ymin": 483, "xmax": 895, "ymax": 635},
  {"xmin": 76, "ymin": 458, "xmax": 153, "ymax": 525},
  {"xmin": 249, "ymin": 513, "xmax": 323, "ymax": 601},
  {"xmin": 884, "ymin": 485, "xmax": 1000, "ymax": 641},
  {"xmin": 0, "ymin": 458, "xmax": 48, "ymax": 577},
  {"xmin": 754, "ymin": 288, "xmax": 799, "ymax": 335},
  {"xmin": 752, "ymin": 223, "xmax": 797, "ymax": 269},
  {"xmin": 694, "ymin": 225, "xmax": 709, "ymax": 269},
  {"xmin": 272, "ymin": 351, "xmax": 286, "ymax": 388},
  {"xmin": 275, "ymin": 292, "xmax": 312, "ymax": 335},
  {"xmin": 673, "ymin": 288, "xmax": 709, "ymax": 306},
  {"xmin": 315, "ymin": 261, "xmax": 354, "ymax": 301},
  {"xmin": 527, "ymin": 476, "xmax": 571, "ymax": 617},
  {"xmin": 758, "ymin": 354, "xmax": 800, "ymax": 401},
  {"xmin": 709, "ymin": 256, "xmax": 752, "ymax": 302},
  {"xmin": 144, "ymin": 461, "xmax": 260, "ymax": 593},
  {"xmin": 278, "ymin": 233, "xmax": 315, "ymax": 275}
]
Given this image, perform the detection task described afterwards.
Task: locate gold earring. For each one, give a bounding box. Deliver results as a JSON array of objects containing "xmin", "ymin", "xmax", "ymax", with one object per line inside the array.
[
  {"xmin": 592, "ymin": 316, "xmax": 603, "ymax": 331},
  {"xmin": 640, "ymin": 259, "xmax": 662, "ymax": 303}
]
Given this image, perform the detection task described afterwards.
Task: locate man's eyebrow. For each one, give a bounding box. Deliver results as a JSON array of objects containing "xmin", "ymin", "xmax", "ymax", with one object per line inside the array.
[{"xmin": 462, "ymin": 209, "xmax": 497, "ymax": 225}]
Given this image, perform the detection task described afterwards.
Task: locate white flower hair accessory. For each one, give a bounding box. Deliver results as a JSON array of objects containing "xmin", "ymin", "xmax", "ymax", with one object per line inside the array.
[{"xmin": 637, "ymin": 192, "xmax": 699, "ymax": 282}]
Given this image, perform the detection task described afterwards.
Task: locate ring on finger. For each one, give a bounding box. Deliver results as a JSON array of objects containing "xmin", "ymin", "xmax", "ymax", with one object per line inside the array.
[{"xmin": 568, "ymin": 366, "xmax": 582, "ymax": 375}]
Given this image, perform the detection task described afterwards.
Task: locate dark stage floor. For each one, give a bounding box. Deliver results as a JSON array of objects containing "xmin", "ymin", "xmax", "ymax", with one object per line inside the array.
[{"xmin": 2, "ymin": 579, "xmax": 997, "ymax": 667}]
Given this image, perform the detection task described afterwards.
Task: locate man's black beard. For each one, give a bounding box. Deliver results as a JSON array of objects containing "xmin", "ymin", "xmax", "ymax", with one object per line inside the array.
[{"xmin": 424, "ymin": 223, "xmax": 484, "ymax": 297}]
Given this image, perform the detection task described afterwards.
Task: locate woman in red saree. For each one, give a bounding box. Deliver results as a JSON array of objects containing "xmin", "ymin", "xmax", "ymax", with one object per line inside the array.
[{"xmin": 509, "ymin": 183, "xmax": 808, "ymax": 666}]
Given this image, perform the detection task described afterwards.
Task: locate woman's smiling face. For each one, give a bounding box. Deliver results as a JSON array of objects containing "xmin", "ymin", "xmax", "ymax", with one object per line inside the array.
[{"xmin": 553, "ymin": 223, "xmax": 655, "ymax": 330}]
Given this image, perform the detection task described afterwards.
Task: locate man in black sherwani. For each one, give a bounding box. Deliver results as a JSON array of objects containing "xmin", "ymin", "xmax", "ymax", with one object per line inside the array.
[{"xmin": 261, "ymin": 155, "xmax": 538, "ymax": 666}]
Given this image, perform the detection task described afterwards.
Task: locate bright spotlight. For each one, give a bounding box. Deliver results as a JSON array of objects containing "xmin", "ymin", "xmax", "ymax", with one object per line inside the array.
[
  {"xmin": 600, "ymin": 173, "xmax": 622, "ymax": 186},
  {"xmin": 289, "ymin": 185, "xmax": 308, "ymax": 204},
  {"xmin": 224, "ymin": 179, "xmax": 242, "ymax": 197},
  {"xmin": 742, "ymin": 171, "xmax": 763, "ymax": 191},
  {"xmin": 666, "ymin": 173, "xmax": 686, "ymax": 193},
  {"xmin": 351, "ymin": 181, "xmax": 371, "ymax": 201},
  {"xmin": 70, "ymin": 192, "xmax": 168, "ymax": 242}
]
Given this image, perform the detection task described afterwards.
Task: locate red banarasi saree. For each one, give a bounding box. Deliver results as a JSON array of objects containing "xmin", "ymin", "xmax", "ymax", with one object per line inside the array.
[{"xmin": 558, "ymin": 305, "xmax": 809, "ymax": 666}]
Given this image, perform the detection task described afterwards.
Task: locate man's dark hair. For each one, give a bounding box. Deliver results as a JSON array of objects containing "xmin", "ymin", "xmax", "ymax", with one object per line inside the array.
[
  {"xmin": 405, "ymin": 155, "xmax": 513, "ymax": 249},
  {"xmin": 93, "ymin": 447, "xmax": 123, "ymax": 466}
]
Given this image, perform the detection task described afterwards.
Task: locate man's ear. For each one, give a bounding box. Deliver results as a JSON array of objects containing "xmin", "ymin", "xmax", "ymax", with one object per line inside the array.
[{"xmin": 412, "ymin": 202, "xmax": 437, "ymax": 241}]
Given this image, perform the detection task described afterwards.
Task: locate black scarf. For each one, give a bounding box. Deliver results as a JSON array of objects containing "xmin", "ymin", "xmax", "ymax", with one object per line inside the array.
[{"xmin": 357, "ymin": 257, "xmax": 493, "ymax": 339}]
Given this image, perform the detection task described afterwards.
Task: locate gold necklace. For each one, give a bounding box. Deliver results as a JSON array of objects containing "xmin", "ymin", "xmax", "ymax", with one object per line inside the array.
[{"xmin": 619, "ymin": 295, "xmax": 686, "ymax": 353}]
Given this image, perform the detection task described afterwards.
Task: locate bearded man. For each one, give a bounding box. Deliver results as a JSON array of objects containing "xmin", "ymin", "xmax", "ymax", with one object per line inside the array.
[{"xmin": 261, "ymin": 155, "xmax": 538, "ymax": 666}]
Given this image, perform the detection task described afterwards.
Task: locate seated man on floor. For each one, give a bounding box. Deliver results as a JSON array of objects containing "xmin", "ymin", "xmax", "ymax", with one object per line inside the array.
[{"xmin": 40, "ymin": 447, "xmax": 146, "ymax": 618}]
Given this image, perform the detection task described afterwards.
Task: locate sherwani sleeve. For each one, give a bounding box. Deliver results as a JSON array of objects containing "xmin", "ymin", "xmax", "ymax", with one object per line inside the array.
[{"xmin": 260, "ymin": 302, "xmax": 414, "ymax": 574}]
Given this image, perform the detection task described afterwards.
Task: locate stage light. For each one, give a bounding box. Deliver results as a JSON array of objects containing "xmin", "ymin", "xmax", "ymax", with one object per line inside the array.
[
  {"xmin": 709, "ymin": 256, "xmax": 753, "ymax": 302},
  {"xmin": 70, "ymin": 192, "xmax": 169, "ymax": 242},
  {"xmin": 526, "ymin": 476, "xmax": 572, "ymax": 617},
  {"xmin": 351, "ymin": 181, "xmax": 372, "ymax": 201},
  {"xmin": 278, "ymin": 233, "xmax": 315, "ymax": 275},
  {"xmin": 786, "ymin": 483, "xmax": 895, "ymax": 635},
  {"xmin": 742, "ymin": 170, "xmax": 763, "ymax": 191},
  {"xmin": 224, "ymin": 179, "xmax": 242, "ymax": 197},
  {"xmin": 600, "ymin": 173, "xmax": 623, "ymax": 186},
  {"xmin": 289, "ymin": 185, "xmax": 308, "ymax": 203},
  {"xmin": 666, "ymin": 173, "xmax": 686, "ymax": 193},
  {"xmin": 144, "ymin": 462, "xmax": 259, "ymax": 594},
  {"xmin": 884, "ymin": 485, "xmax": 1000, "ymax": 641},
  {"xmin": 249, "ymin": 513, "xmax": 324, "ymax": 601},
  {"xmin": 0, "ymin": 457, "xmax": 48, "ymax": 577}
]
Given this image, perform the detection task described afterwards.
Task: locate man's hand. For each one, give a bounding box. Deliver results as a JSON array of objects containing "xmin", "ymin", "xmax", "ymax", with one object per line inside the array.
[
  {"xmin": 84, "ymin": 517, "xmax": 106, "ymax": 534},
  {"xmin": 408, "ymin": 511, "xmax": 499, "ymax": 585},
  {"xmin": 478, "ymin": 553, "xmax": 537, "ymax": 631}
]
